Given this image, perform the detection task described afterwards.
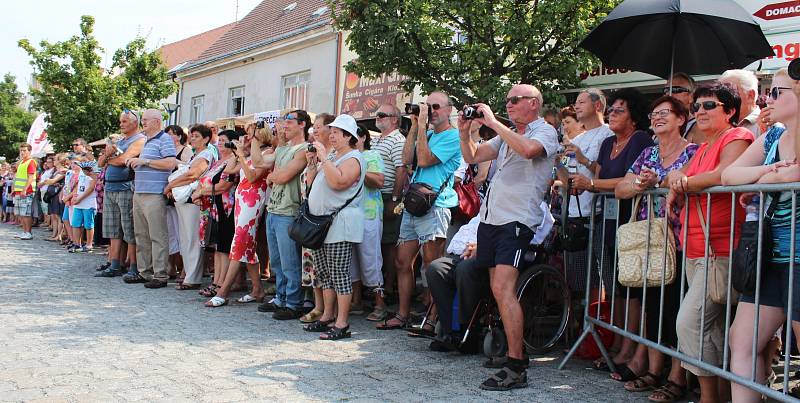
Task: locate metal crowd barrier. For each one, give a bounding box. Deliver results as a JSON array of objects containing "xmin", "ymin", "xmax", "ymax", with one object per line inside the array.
[{"xmin": 558, "ymin": 183, "xmax": 800, "ymax": 402}]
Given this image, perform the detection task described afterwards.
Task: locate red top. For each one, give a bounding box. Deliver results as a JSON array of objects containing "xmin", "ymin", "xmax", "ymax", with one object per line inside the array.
[{"xmin": 680, "ymin": 127, "xmax": 754, "ymax": 258}]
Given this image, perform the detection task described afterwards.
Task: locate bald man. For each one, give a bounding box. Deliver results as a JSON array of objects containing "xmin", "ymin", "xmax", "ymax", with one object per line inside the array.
[
  {"xmin": 126, "ymin": 109, "xmax": 179, "ymax": 289},
  {"xmin": 458, "ymin": 84, "xmax": 559, "ymax": 390}
]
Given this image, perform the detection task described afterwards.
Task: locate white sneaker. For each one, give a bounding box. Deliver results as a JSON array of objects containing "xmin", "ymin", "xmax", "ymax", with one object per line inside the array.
[
  {"xmin": 19, "ymin": 232, "xmax": 33, "ymax": 240},
  {"xmin": 13, "ymin": 232, "xmax": 24, "ymax": 239}
]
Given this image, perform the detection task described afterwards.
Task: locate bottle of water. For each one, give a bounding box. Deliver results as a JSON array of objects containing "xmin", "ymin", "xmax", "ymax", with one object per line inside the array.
[
  {"xmin": 745, "ymin": 195, "xmax": 760, "ymax": 222},
  {"xmin": 566, "ymin": 152, "xmax": 578, "ymax": 175}
]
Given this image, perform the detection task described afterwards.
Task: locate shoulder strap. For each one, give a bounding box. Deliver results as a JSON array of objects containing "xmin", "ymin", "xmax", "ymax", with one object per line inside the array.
[{"xmin": 694, "ymin": 198, "xmax": 716, "ymax": 256}]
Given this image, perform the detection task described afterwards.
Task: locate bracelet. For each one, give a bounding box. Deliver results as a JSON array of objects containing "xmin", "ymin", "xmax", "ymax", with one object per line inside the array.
[{"xmin": 590, "ymin": 179, "xmax": 596, "ymax": 192}]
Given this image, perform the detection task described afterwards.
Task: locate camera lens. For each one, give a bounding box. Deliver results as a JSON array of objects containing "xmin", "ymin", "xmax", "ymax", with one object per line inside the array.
[
  {"xmin": 224, "ymin": 141, "xmax": 236, "ymax": 149},
  {"xmin": 307, "ymin": 144, "xmax": 317, "ymax": 153},
  {"xmin": 462, "ymin": 105, "xmax": 483, "ymax": 120},
  {"xmin": 405, "ymin": 103, "xmax": 420, "ymax": 116},
  {"xmin": 789, "ymin": 59, "xmax": 800, "ymax": 81}
]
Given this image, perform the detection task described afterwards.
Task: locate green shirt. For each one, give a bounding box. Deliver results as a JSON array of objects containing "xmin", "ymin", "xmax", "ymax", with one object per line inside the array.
[
  {"xmin": 266, "ymin": 143, "xmax": 306, "ymax": 216},
  {"xmin": 362, "ymin": 150, "xmax": 384, "ymax": 220}
]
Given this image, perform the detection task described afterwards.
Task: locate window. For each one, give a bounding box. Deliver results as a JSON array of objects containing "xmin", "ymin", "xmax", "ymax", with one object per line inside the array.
[
  {"xmin": 281, "ymin": 71, "xmax": 310, "ymax": 110},
  {"xmin": 190, "ymin": 95, "xmax": 204, "ymax": 124},
  {"xmin": 228, "ymin": 86, "xmax": 245, "ymax": 117}
]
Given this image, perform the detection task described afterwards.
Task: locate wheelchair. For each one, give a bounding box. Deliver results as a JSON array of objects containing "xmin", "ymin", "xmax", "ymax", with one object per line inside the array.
[{"xmin": 458, "ymin": 241, "xmax": 571, "ymax": 358}]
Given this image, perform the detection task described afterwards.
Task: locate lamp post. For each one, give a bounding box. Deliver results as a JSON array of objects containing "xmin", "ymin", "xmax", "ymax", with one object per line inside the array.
[{"xmin": 162, "ymin": 102, "xmax": 179, "ymax": 125}]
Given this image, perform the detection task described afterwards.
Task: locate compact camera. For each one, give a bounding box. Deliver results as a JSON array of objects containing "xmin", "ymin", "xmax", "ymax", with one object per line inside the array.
[
  {"xmin": 462, "ymin": 105, "xmax": 484, "ymax": 120},
  {"xmin": 106, "ymin": 134, "xmax": 124, "ymax": 157},
  {"xmin": 256, "ymin": 120, "xmax": 266, "ymax": 129},
  {"xmin": 307, "ymin": 143, "xmax": 317, "ymax": 153},
  {"xmin": 223, "ymin": 141, "xmax": 236, "ymax": 149}
]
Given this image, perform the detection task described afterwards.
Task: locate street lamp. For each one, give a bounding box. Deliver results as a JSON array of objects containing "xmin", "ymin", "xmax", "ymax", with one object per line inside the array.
[{"xmin": 162, "ymin": 102, "xmax": 179, "ymax": 125}]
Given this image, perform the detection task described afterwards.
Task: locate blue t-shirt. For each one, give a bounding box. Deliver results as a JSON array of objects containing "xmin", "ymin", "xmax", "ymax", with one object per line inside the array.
[
  {"xmin": 105, "ymin": 133, "xmax": 146, "ymax": 192},
  {"xmin": 413, "ymin": 127, "xmax": 462, "ymax": 208},
  {"xmin": 134, "ymin": 131, "xmax": 177, "ymax": 194}
]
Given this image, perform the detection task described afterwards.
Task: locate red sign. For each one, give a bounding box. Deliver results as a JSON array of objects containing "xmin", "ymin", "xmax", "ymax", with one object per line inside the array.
[
  {"xmin": 339, "ymin": 72, "xmax": 411, "ymax": 119},
  {"xmin": 753, "ymin": 1, "xmax": 800, "ymax": 20}
]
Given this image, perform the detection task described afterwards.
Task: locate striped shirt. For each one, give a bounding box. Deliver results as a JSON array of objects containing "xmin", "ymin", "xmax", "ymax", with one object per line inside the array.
[
  {"xmin": 371, "ymin": 129, "xmax": 405, "ymax": 194},
  {"xmin": 134, "ymin": 131, "xmax": 177, "ymax": 194}
]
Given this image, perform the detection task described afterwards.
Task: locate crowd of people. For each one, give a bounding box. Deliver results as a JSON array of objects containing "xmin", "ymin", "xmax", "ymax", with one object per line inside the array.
[{"xmin": 3, "ymin": 66, "xmax": 800, "ymax": 400}]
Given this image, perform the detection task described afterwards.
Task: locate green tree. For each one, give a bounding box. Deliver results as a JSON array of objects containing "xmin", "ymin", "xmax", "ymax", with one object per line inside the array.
[
  {"xmin": 0, "ymin": 74, "xmax": 35, "ymax": 160},
  {"xmin": 332, "ymin": 0, "xmax": 620, "ymax": 109},
  {"xmin": 18, "ymin": 16, "xmax": 176, "ymax": 151}
]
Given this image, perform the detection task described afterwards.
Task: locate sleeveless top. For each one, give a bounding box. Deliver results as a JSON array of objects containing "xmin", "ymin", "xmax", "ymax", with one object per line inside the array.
[{"xmin": 308, "ymin": 149, "xmax": 365, "ymax": 244}]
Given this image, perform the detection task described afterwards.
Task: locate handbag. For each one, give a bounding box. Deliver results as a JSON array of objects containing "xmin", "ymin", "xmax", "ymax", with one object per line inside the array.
[
  {"xmin": 617, "ymin": 196, "xmax": 676, "ymax": 287},
  {"xmin": 168, "ymin": 164, "xmax": 198, "ymax": 204},
  {"xmin": 453, "ymin": 165, "xmax": 480, "ymax": 221},
  {"xmin": 42, "ymin": 183, "xmax": 62, "ymax": 204},
  {"xmin": 695, "ymin": 199, "xmax": 740, "ymax": 305},
  {"xmin": 289, "ymin": 183, "xmax": 363, "ymax": 250},
  {"xmin": 402, "ymin": 172, "xmax": 452, "ymax": 218},
  {"xmin": 202, "ymin": 174, "xmax": 221, "ymax": 249},
  {"xmin": 561, "ymin": 192, "xmax": 589, "ymax": 252}
]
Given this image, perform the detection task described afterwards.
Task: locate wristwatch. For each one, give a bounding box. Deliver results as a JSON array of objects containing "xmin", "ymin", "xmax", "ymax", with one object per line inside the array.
[{"xmin": 392, "ymin": 195, "xmax": 399, "ymax": 202}]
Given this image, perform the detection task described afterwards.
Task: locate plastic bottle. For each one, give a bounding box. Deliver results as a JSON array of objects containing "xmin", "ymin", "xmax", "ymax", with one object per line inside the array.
[
  {"xmin": 745, "ymin": 195, "xmax": 760, "ymax": 222},
  {"xmin": 566, "ymin": 152, "xmax": 578, "ymax": 175}
]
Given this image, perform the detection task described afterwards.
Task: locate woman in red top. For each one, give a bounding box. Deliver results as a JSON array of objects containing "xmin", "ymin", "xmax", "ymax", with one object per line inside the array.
[{"xmin": 665, "ymin": 83, "xmax": 753, "ymax": 403}]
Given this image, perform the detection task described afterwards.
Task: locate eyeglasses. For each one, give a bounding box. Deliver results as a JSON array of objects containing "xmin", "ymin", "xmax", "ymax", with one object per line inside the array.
[
  {"xmin": 663, "ymin": 86, "xmax": 691, "ymax": 94},
  {"xmin": 375, "ymin": 112, "xmax": 396, "ymax": 119},
  {"xmin": 691, "ymin": 101, "xmax": 725, "ymax": 113},
  {"xmin": 607, "ymin": 107, "xmax": 627, "ymax": 115},
  {"xmin": 506, "ymin": 96, "xmax": 535, "ymax": 105},
  {"xmin": 648, "ymin": 109, "xmax": 673, "ymax": 120},
  {"xmin": 770, "ymin": 87, "xmax": 792, "ymax": 101}
]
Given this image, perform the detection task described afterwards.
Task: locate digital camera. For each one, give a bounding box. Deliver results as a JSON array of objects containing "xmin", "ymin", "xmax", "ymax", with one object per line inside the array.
[{"xmin": 462, "ymin": 105, "xmax": 484, "ymax": 120}]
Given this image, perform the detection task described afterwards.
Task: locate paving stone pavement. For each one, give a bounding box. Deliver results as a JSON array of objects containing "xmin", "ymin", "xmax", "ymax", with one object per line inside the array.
[{"xmin": 0, "ymin": 224, "xmax": 640, "ymax": 402}]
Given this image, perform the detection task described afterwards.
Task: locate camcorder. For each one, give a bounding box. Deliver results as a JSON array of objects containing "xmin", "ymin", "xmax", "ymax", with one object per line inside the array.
[
  {"xmin": 789, "ymin": 58, "xmax": 800, "ymax": 80},
  {"xmin": 462, "ymin": 105, "xmax": 484, "ymax": 120}
]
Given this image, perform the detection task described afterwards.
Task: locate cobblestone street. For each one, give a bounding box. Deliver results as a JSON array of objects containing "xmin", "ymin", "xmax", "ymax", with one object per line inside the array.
[{"xmin": 0, "ymin": 224, "xmax": 636, "ymax": 402}]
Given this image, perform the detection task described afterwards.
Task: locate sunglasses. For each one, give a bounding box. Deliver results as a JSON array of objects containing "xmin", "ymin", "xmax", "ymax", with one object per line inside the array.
[
  {"xmin": 691, "ymin": 101, "xmax": 725, "ymax": 113},
  {"xmin": 122, "ymin": 108, "xmax": 139, "ymax": 121},
  {"xmin": 663, "ymin": 86, "xmax": 691, "ymax": 94},
  {"xmin": 607, "ymin": 107, "xmax": 627, "ymax": 115},
  {"xmin": 506, "ymin": 95, "xmax": 535, "ymax": 105},
  {"xmin": 375, "ymin": 112, "xmax": 396, "ymax": 119},
  {"xmin": 283, "ymin": 114, "xmax": 300, "ymax": 121},
  {"xmin": 770, "ymin": 87, "xmax": 792, "ymax": 101},
  {"xmin": 648, "ymin": 109, "xmax": 673, "ymax": 120}
]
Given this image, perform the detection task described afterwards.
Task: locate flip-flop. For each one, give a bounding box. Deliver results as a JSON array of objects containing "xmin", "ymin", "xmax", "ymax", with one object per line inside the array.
[
  {"xmin": 236, "ymin": 294, "xmax": 264, "ymax": 303},
  {"xmin": 205, "ymin": 296, "xmax": 228, "ymax": 307}
]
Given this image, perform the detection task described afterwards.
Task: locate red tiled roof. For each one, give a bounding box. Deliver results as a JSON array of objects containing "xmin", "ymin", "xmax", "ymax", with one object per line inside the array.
[
  {"xmin": 195, "ymin": 0, "xmax": 332, "ymax": 64},
  {"xmin": 158, "ymin": 23, "xmax": 236, "ymax": 70}
]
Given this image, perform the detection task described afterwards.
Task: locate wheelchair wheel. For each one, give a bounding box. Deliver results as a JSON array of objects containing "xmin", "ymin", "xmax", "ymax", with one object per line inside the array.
[
  {"xmin": 482, "ymin": 327, "xmax": 508, "ymax": 358},
  {"xmin": 517, "ymin": 264, "xmax": 570, "ymax": 354}
]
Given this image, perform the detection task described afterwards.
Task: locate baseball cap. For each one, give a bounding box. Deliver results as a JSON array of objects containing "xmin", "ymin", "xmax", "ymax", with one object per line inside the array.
[{"xmin": 328, "ymin": 114, "xmax": 358, "ymax": 139}]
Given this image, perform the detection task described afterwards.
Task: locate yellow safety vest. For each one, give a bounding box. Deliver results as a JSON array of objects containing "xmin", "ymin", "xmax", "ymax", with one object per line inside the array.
[{"xmin": 14, "ymin": 159, "xmax": 36, "ymax": 194}]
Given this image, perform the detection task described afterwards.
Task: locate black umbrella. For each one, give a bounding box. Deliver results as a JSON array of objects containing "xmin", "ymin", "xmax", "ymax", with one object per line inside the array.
[{"xmin": 579, "ymin": 0, "xmax": 774, "ymax": 84}]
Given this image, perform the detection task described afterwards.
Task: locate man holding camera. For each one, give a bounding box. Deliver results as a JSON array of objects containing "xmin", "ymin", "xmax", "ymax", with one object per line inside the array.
[
  {"xmin": 458, "ymin": 84, "xmax": 558, "ymax": 390},
  {"xmin": 260, "ymin": 110, "xmax": 311, "ymax": 320},
  {"xmin": 96, "ymin": 110, "xmax": 145, "ymax": 278},
  {"xmin": 125, "ymin": 109, "xmax": 179, "ymax": 289},
  {"xmin": 377, "ymin": 92, "xmax": 461, "ymax": 330}
]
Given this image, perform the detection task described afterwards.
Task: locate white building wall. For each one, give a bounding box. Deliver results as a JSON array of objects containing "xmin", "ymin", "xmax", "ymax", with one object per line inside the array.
[{"xmin": 177, "ymin": 38, "xmax": 338, "ymax": 126}]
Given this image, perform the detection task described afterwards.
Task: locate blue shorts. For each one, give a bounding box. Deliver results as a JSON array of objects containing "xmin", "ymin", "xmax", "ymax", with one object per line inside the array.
[
  {"xmin": 398, "ymin": 206, "xmax": 451, "ymax": 244},
  {"xmin": 62, "ymin": 206, "xmax": 71, "ymax": 222},
  {"xmin": 71, "ymin": 207, "xmax": 96, "ymax": 229}
]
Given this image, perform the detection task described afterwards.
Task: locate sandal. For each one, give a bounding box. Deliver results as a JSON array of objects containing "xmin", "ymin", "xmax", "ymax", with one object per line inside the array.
[
  {"xmin": 199, "ymin": 284, "xmax": 219, "ymax": 297},
  {"xmin": 319, "ymin": 325, "xmax": 351, "ymax": 340},
  {"xmin": 375, "ymin": 313, "xmax": 409, "ymax": 330},
  {"xmin": 625, "ymin": 372, "xmax": 663, "ymax": 392},
  {"xmin": 303, "ymin": 319, "xmax": 335, "ymax": 332},
  {"xmin": 407, "ymin": 318, "xmax": 437, "ymax": 338},
  {"xmin": 175, "ymin": 283, "xmax": 201, "ymax": 290},
  {"xmin": 366, "ymin": 306, "xmax": 388, "ymax": 322},
  {"xmin": 300, "ymin": 310, "xmax": 323, "ymax": 324},
  {"xmin": 479, "ymin": 366, "xmax": 528, "ymax": 391},
  {"xmin": 648, "ymin": 380, "xmax": 687, "ymax": 402},
  {"xmin": 236, "ymin": 294, "xmax": 264, "ymax": 303},
  {"xmin": 205, "ymin": 296, "xmax": 228, "ymax": 308},
  {"xmin": 611, "ymin": 364, "xmax": 641, "ymax": 382}
]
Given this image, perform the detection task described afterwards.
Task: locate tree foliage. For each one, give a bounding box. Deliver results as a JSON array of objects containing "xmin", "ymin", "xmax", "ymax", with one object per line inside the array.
[
  {"xmin": 332, "ymin": 0, "xmax": 620, "ymax": 110},
  {"xmin": 18, "ymin": 16, "xmax": 176, "ymax": 151},
  {"xmin": 0, "ymin": 74, "xmax": 36, "ymax": 160}
]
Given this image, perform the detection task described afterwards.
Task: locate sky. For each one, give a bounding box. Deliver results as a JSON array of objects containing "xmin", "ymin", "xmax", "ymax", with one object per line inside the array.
[{"xmin": 0, "ymin": 0, "xmax": 264, "ymax": 93}]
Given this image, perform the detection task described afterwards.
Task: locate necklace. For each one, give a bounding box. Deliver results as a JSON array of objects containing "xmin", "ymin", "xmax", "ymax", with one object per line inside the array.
[
  {"xmin": 613, "ymin": 135, "xmax": 632, "ymax": 155},
  {"xmin": 658, "ymin": 139, "xmax": 686, "ymax": 164}
]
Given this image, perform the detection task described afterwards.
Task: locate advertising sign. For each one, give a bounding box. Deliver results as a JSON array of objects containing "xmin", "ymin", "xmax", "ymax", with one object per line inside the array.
[{"xmin": 339, "ymin": 72, "xmax": 411, "ymax": 119}]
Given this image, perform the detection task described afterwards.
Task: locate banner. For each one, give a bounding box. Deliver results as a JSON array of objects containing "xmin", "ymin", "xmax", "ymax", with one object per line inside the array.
[
  {"xmin": 26, "ymin": 113, "xmax": 50, "ymax": 158},
  {"xmin": 253, "ymin": 110, "xmax": 282, "ymax": 128}
]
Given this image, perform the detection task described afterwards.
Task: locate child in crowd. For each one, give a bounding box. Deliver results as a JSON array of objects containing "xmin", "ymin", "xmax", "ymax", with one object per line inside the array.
[
  {"xmin": 69, "ymin": 160, "xmax": 98, "ymax": 253},
  {"xmin": 3, "ymin": 164, "xmax": 16, "ymax": 223},
  {"xmin": 61, "ymin": 156, "xmax": 81, "ymax": 249}
]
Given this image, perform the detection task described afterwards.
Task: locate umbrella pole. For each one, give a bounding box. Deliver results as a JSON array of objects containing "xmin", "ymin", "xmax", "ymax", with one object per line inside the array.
[{"xmin": 668, "ymin": 36, "xmax": 675, "ymax": 96}]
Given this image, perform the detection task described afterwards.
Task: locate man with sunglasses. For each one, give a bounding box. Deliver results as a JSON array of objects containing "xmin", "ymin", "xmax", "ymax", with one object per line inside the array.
[
  {"xmin": 261, "ymin": 109, "xmax": 311, "ymax": 320},
  {"xmin": 459, "ymin": 84, "xmax": 558, "ymax": 390},
  {"xmin": 125, "ymin": 109, "xmax": 179, "ymax": 289},
  {"xmin": 96, "ymin": 110, "xmax": 145, "ymax": 278},
  {"xmin": 663, "ymin": 73, "xmax": 701, "ymax": 140},
  {"xmin": 720, "ymin": 69, "xmax": 762, "ymax": 138},
  {"xmin": 372, "ymin": 104, "xmax": 407, "ymax": 307},
  {"xmin": 377, "ymin": 92, "xmax": 461, "ymax": 331}
]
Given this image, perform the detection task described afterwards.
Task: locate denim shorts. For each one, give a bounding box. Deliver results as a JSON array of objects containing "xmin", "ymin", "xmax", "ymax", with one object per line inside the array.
[{"xmin": 399, "ymin": 206, "xmax": 451, "ymax": 244}]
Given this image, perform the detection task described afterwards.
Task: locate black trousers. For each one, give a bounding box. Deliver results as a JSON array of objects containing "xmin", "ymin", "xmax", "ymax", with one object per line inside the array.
[{"xmin": 426, "ymin": 254, "xmax": 489, "ymax": 337}]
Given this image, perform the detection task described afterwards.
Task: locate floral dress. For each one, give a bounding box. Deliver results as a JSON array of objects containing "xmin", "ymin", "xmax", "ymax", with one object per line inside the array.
[
  {"xmin": 229, "ymin": 159, "xmax": 269, "ymax": 264},
  {"xmin": 94, "ymin": 169, "xmax": 105, "ymax": 214},
  {"xmin": 198, "ymin": 159, "xmax": 238, "ymax": 248}
]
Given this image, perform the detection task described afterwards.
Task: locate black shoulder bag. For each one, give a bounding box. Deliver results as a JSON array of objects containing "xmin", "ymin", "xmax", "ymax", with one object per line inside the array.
[
  {"xmin": 560, "ymin": 191, "xmax": 589, "ymax": 252},
  {"xmin": 402, "ymin": 172, "xmax": 452, "ymax": 218},
  {"xmin": 732, "ymin": 194, "xmax": 778, "ymax": 295},
  {"xmin": 289, "ymin": 182, "xmax": 363, "ymax": 250}
]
